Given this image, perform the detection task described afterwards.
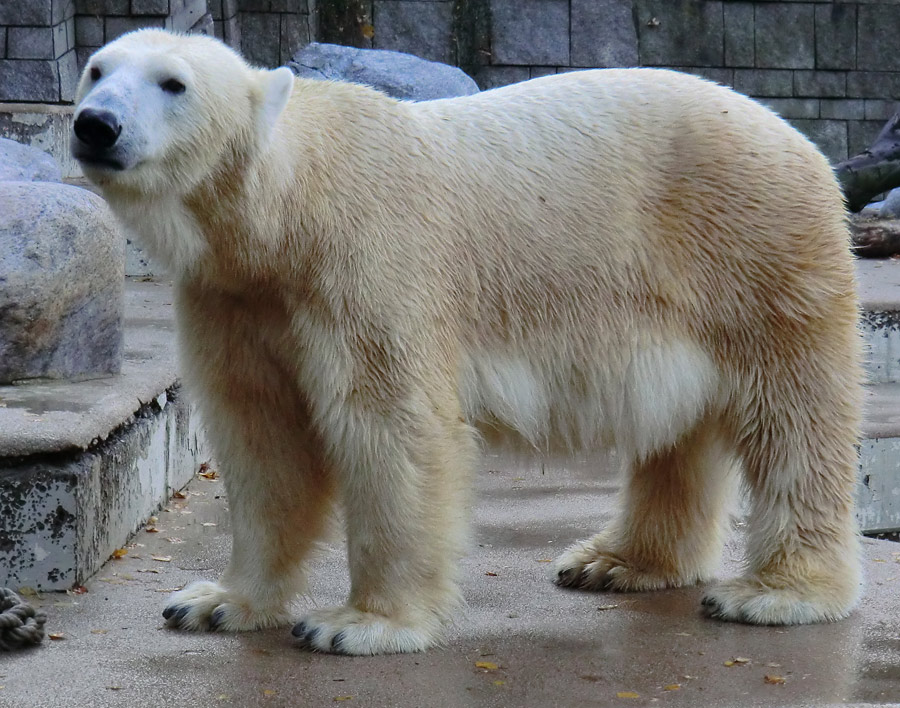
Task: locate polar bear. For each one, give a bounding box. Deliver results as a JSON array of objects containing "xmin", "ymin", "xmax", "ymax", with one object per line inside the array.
[{"xmin": 72, "ymin": 30, "xmax": 863, "ymax": 655}]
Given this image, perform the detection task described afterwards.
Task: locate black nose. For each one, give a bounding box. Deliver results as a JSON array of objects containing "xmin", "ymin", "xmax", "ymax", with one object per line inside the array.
[{"xmin": 74, "ymin": 108, "xmax": 121, "ymax": 150}]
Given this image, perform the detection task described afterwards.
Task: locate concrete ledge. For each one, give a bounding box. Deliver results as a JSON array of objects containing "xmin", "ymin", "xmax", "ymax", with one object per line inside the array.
[
  {"xmin": 0, "ymin": 277, "xmax": 206, "ymax": 590},
  {"xmin": 0, "ymin": 386, "xmax": 205, "ymax": 590},
  {"xmin": 0, "ymin": 279, "xmax": 177, "ymax": 456},
  {"xmin": 0, "ymin": 102, "xmax": 79, "ymax": 178}
]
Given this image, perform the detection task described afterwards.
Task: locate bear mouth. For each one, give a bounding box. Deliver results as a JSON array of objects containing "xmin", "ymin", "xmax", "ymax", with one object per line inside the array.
[{"xmin": 75, "ymin": 153, "xmax": 127, "ymax": 171}]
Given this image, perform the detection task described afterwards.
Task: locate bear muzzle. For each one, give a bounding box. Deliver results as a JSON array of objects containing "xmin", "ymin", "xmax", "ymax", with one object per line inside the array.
[{"xmin": 72, "ymin": 108, "xmax": 125, "ymax": 170}]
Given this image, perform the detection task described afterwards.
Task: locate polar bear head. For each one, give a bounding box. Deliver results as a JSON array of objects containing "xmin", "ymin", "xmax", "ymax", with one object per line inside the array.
[{"xmin": 71, "ymin": 30, "xmax": 294, "ymax": 197}]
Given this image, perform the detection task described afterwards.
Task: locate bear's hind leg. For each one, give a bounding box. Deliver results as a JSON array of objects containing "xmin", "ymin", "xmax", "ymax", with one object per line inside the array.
[
  {"xmin": 555, "ymin": 419, "xmax": 737, "ymax": 592},
  {"xmin": 701, "ymin": 369, "xmax": 862, "ymax": 625}
]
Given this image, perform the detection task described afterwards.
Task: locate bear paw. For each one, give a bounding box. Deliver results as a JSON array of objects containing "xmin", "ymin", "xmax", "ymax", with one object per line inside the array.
[
  {"xmin": 292, "ymin": 606, "xmax": 438, "ymax": 655},
  {"xmin": 553, "ymin": 541, "xmax": 684, "ymax": 592},
  {"xmin": 163, "ymin": 581, "xmax": 292, "ymax": 632},
  {"xmin": 701, "ymin": 576, "xmax": 858, "ymax": 625}
]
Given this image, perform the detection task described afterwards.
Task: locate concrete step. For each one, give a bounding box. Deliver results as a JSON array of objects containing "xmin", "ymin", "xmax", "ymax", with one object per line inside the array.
[
  {"xmin": 0, "ymin": 279, "xmax": 207, "ymax": 591},
  {"xmin": 858, "ymin": 259, "xmax": 900, "ymax": 384}
]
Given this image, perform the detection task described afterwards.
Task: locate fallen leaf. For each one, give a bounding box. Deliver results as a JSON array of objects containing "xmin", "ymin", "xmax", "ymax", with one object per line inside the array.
[
  {"xmin": 106, "ymin": 686, "xmax": 122, "ymax": 691},
  {"xmin": 90, "ymin": 629, "xmax": 109, "ymax": 634},
  {"xmin": 173, "ymin": 491, "xmax": 187, "ymax": 499},
  {"xmin": 201, "ymin": 522, "xmax": 217, "ymax": 527},
  {"xmin": 263, "ymin": 689, "xmax": 276, "ymax": 696},
  {"xmin": 198, "ymin": 466, "xmax": 219, "ymax": 480},
  {"xmin": 597, "ymin": 604, "xmax": 619, "ymax": 611},
  {"xmin": 48, "ymin": 633, "xmax": 66, "ymax": 640},
  {"xmin": 17, "ymin": 587, "xmax": 38, "ymax": 597},
  {"xmin": 111, "ymin": 548, "xmax": 128, "ymax": 559},
  {"xmin": 151, "ymin": 555, "xmax": 172, "ymax": 562},
  {"xmin": 764, "ymin": 675, "xmax": 786, "ymax": 685},
  {"xmin": 536, "ymin": 559, "xmax": 553, "ymax": 563},
  {"xmin": 475, "ymin": 661, "xmax": 498, "ymax": 671},
  {"xmin": 493, "ymin": 680, "xmax": 505, "ymax": 686},
  {"xmin": 664, "ymin": 684, "xmax": 681, "ymax": 691},
  {"xmin": 361, "ymin": 23, "xmax": 374, "ymax": 39},
  {"xmin": 137, "ymin": 568, "xmax": 160, "ymax": 574},
  {"xmin": 674, "ymin": 632, "xmax": 692, "ymax": 637},
  {"xmin": 333, "ymin": 697, "xmax": 353, "ymax": 702},
  {"xmin": 724, "ymin": 657, "xmax": 751, "ymax": 667},
  {"xmin": 69, "ymin": 585, "xmax": 88, "ymax": 595},
  {"xmin": 617, "ymin": 691, "xmax": 640, "ymax": 699},
  {"xmin": 765, "ymin": 662, "xmax": 782, "ymax": 668},
  {"xmin": 145, "ymin": 526, "xmax": 160, "ymax": 533}
]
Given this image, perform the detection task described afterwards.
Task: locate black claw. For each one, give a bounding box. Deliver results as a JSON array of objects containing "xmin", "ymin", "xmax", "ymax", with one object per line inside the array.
[
  {"xmin": 556, "ymin": 567, "xmax": 588, "ymax": 589},
  {"xmin": 291, "ymin": 621, "xmax": 308, "ymax": 638},
  {"xmin": 209, "ymin": 607, "xmax": 225, "ymax": 630},
  {"xmin": 174, "ymin": 606, "xmax": 190, "ymax": 622},
  {"xmin": 162, "ymin": 605, "xmax": 178, "ymax": 620},
  {"xmin": 331, "ymin": 631, "xmax": 346, "ymax": 653},
  {"xmin": 701, "ymin": 595, "xmax": 717, "ymax": 607}
]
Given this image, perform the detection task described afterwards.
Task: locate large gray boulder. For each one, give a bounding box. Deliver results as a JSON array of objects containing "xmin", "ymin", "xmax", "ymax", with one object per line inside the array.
[
  {"xmin": 288, "ymin": 43, "xmax": 479, "ymax": 101},
  {"xmin": 0, "ymin": 137, "xmax": 62, "ymax": 182},
  {"xmin": 0, "ymin": 182, "xmax": 124, "ymax": 383}
]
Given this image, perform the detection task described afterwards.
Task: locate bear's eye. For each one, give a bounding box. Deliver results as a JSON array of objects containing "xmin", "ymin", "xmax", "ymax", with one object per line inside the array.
[
  {"xmin": 90, "ymin": 66, "xmax": 101, "ymax": 81},
  {"xmin": 160, "ymin": 78, "xmax": 186, "ymax": 95}
]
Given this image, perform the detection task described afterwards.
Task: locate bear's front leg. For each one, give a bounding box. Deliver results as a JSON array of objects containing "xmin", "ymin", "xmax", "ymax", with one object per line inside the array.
[
  {"xmin": 292, "ymin": 384, "xmax": 478, "ymax": 655},
  {"xmin": 163, "ymin": 287, "xmax": 336, "ymax": 632}
]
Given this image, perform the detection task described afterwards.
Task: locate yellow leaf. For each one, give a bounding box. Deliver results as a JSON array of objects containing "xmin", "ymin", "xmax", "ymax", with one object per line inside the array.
[
  {"xmin": 263, "ymin": 689, "xmax": 276, "ymax": 696},
  {"xmin": 723, "ymin": 661, "xmax": 735, "ymax": 667},
  {"xmin": 475, "ymin": 661, "xmax": 498, "ymax": 670},
  {"xmin": 111, "ymin": 548, "xmax": 128, "ymax": 559},
  {"xmin": 617, "ymin": 691, "xmax": 640, "ymax": 699},
  {"xmin": 664, "ymin": 684, "xmax": 681, "ymax": 691},
  {"xmin": 493, "ymin": 680, "xmax": 505, "ymax": 686},
  {"xmin": 48, "ymin": 633, "xmax": 66, "ymax": 640},
  {"xmin": 361, "ymin": 24, "xmax": 374, "ymax": 39},
  {"xmin": 536, "ymin": 559, "xmax": 553, "ymax": 563},
  {"xmin": 151, "ymin": 555, "xmax": 172, "ymax": 562},
  {"xmin": 90, "ymin": 629, "xmax": 109, "ymax": 634},
  {"xmin": 597, "ymin": 604, "xmax": 619, "ymax": 611},
  {"xmin": 333, "ymin": 697, "xmax": 353, "ymax": 702},
  {"xmin": 764, "ymin": 675, "xmax": 786, "ymax": 685}
]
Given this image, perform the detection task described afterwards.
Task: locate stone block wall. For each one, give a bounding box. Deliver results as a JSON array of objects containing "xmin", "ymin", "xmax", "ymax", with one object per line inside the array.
[
  {"xmin": 74, "ymin": 0, "xmax": 212, "ymax": 75},
  {"xmin": 0, "ymin": 0, "xmax": 78, "ymax": 102},
  {"xmin": 460, "ymin": 0, "xmax": 900, "ymax": 162},
  {"xmin": 237, "ymin": 0, "xmax": 313, "ymax": 68}
]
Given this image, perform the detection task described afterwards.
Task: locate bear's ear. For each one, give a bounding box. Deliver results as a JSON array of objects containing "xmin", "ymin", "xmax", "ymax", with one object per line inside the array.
[{"xmin": 259, "ymin": 67, "xmax": 294, "ymax": 137}]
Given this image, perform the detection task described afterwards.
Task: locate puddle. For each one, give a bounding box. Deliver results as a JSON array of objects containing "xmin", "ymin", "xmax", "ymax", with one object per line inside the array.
[{"xmin": 2, "ymin": 399, "xmax": 92, "ymax": 414}]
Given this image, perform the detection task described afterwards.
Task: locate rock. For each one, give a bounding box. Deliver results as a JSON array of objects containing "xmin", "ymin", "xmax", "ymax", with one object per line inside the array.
[
  {"xmin": 0, "ymin": 182, "xmax": 124, "ymax": 383},
  {"xmin": 288, "ymin": 43, "xmax": 479, "ymax": 101},
  {"xmin": 880, "ymin": 187, "xmax": 900, "ymax": 219},
  {"xmin": 0, "ymin": 137, "xmax": 62, "ymax": 183}
]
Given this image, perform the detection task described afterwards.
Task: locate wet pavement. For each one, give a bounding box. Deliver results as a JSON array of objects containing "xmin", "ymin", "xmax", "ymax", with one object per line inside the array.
[{"xmin": 1, "ymin": 451, "xmax": 898, "ymax": 708}]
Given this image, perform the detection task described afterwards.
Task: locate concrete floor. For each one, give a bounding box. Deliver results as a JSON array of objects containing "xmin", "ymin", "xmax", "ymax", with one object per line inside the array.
[{"xmin": 1, "ymin": 451, "xmax": 898, "ymax": 708}]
